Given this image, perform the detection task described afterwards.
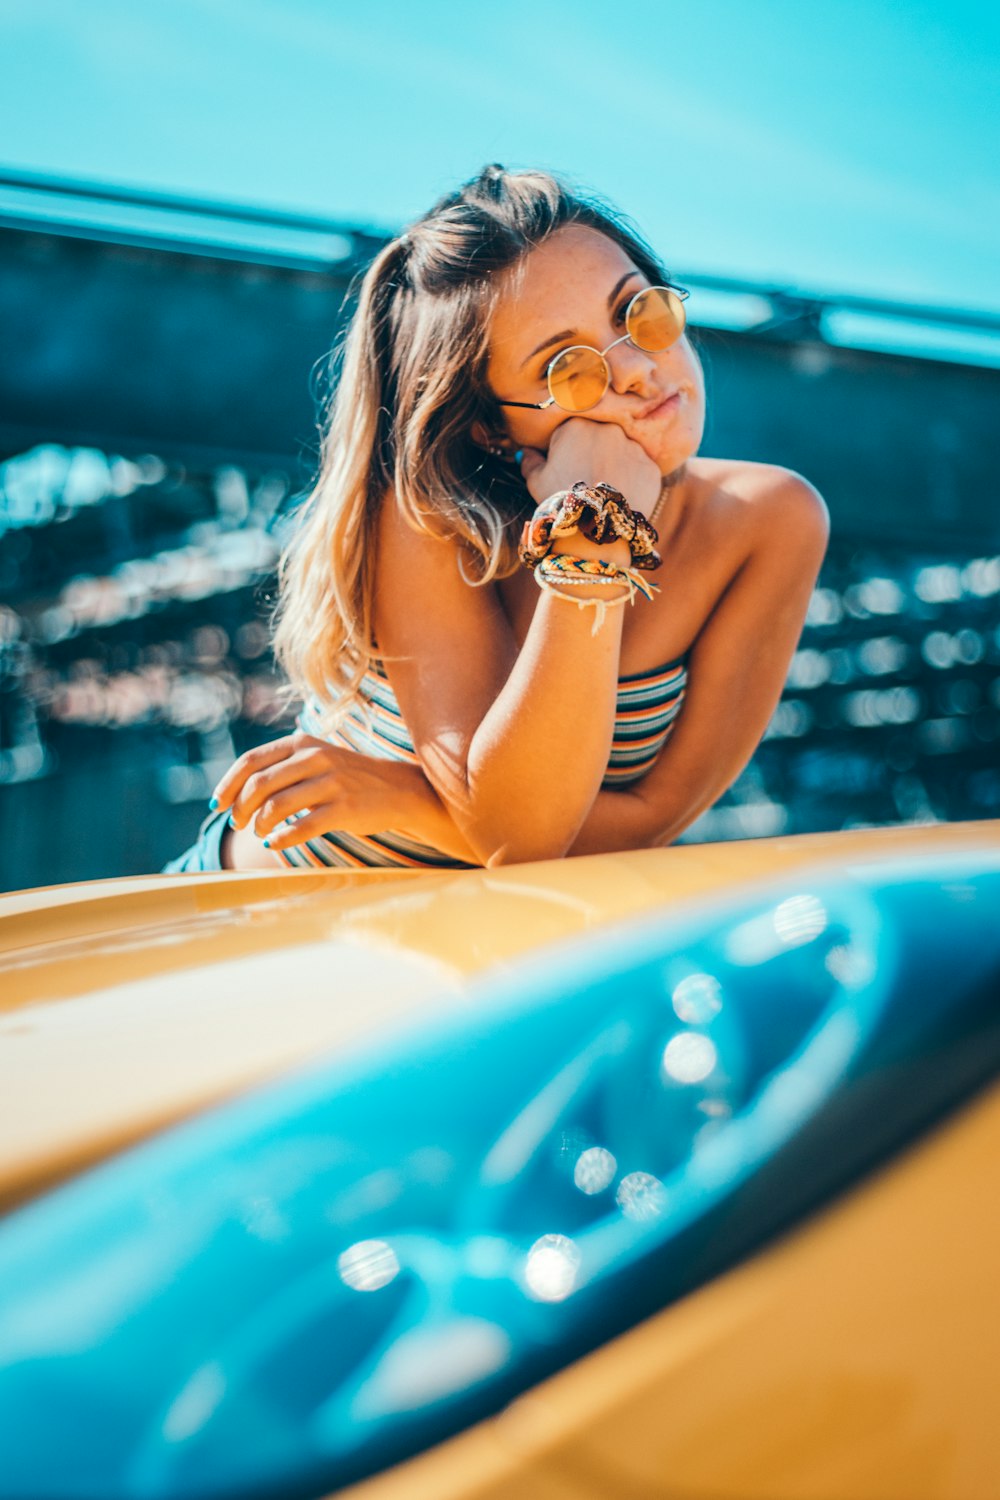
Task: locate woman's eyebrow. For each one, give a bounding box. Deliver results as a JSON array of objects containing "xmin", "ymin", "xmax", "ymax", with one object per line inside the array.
[{"xmin": 519, "ymin": 271, "xmax": 641, "ymax": 369}]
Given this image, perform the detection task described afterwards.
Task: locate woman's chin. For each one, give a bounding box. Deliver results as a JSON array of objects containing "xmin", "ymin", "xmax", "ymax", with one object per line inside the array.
[
  {"xmin": 647, "ymin": 420, "xmax": 704, "ymax": 476},
  {"xmin": 637, "ymin": 434, "xmax": 699, "ymax": 476}
]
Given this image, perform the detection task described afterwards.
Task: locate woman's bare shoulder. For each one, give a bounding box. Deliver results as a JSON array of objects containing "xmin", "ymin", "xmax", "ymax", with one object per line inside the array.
[
  {"xmin": 691, "ymin": 455, "xmax": 827, "ymax": 511},
  {"xmin": 373, "ymin": 487, "xmax": 515, "ymax": 709},
  {"xmin": 376, "ymin": 485, "xmax": 463, "ymax": 563},
  {"xmin": 688, "ymin": 457, "xmax": 829, "ymax": 553}
]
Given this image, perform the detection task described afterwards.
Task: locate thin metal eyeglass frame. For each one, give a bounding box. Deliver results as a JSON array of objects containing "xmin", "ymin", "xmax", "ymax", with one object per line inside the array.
[{"xmin": 497, "ymin": 285, "xmax": 691, "ymax": 412}]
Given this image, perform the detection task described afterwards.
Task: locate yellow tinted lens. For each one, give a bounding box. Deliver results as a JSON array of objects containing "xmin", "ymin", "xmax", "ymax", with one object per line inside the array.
[
  {"xmin": 547, "ymin": 346, "xmax": 609, "ymax": 412},
  {"xmin": 627, "ymin": 286, "xmax": 687, "ymax": 351}
]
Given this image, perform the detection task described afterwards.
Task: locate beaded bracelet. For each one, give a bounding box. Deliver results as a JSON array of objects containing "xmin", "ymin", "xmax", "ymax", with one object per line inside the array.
[
  {"xmin": 534, "ymin": 553, "xmax": 660, "ymax": 634},
  {"xmin": 519, "ymin": 481, "xmax": 662, "ymax": 572}
]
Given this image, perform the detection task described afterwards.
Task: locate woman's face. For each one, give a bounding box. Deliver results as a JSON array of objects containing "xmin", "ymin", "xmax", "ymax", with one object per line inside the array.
[{"xmin": 486, "ymin": 224, "xmax": 706, "ymax": 476}]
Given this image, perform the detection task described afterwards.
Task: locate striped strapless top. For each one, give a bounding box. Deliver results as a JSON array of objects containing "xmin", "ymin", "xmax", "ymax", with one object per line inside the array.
[{"xmin": 277, "ymin": 655, "xmax": 687, "ymax": 870}]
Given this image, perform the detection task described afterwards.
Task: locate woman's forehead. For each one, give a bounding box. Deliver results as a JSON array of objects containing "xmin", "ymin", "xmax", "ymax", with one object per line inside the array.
[{"xmin": 490, "ymin": 226, "xmax": 639, "ymax": 364}]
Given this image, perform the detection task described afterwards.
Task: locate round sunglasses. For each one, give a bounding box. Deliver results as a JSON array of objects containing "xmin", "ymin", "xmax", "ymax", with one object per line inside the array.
[{"xmin": 498, "ymin": 284, "xmax": 690, "ymax": 415}]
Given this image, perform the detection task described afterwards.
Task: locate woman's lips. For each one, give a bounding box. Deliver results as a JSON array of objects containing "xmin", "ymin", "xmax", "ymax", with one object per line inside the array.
[{"xmin": 637, "ymin": 391, "xmax": 681, "ymax": 421}]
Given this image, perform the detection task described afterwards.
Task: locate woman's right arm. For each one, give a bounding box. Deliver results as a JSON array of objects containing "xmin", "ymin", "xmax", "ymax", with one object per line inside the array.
[
  {"xmin": 374, "ymin": 429, "xmax": 665, "ymax": 864},
  {"xmin": 375, "ymin": 424, "xmax": 659, "ymax": 865},
  {"xmin": 375, "ymin": 520, "xmax": 623, "ymax": 865}
]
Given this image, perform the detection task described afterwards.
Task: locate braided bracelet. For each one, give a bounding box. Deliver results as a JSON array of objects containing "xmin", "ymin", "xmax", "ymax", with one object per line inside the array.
[
  {"xmin": 533, "ymin": 553, "xmax": 660, "ymax": 635},
  {"xmin": 535, "ymin": 552, "xmax": 661, "ymax": 602},
  {"xmin": 519, "ymin": 481, "xmax": 662, "ymax": 572}
]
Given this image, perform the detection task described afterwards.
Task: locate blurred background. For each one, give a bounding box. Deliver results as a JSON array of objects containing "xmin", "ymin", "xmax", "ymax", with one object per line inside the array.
[{"xmin": 1, "ymin": 0, "xmax": 998, "ymax": 893}]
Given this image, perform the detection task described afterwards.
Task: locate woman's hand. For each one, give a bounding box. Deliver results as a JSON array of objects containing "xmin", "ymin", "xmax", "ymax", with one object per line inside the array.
[
  {"xmin": 210, "ymin": 732, "xmax": 424, "ymax": 852},
  {"xmin": 520, "ymin": 418, "xmax": 662, "ymax": 514}
]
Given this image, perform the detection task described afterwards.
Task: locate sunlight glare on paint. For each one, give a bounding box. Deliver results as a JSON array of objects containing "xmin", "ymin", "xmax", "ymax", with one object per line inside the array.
[
  {"xmin": 573, "ymin": 1146, "xmax": 617, "ymax": 1195},
  {"xmin": 524, "ymin": 1234, "xmax": 581, "ymax": 1302},
  {"xmin": 662, "ymin": 1031, "xmax": 718, "ymax": 1084},
  {"xmin": 671, "ymin": 971, "xmax": 724, "ymax": 1025},
  {"xmin": 338, "ymin": 1239, "xmax": 400, "ymax": 1292}
]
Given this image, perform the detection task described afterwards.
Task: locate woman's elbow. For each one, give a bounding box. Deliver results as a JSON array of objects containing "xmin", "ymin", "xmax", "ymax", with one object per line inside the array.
[
  {"xmin": 459, "ymin": 805, "xmax": 580, "ymax": 868},
  {"xmin": 481, "ymin": 832, "xmax": 575, "ymax": 868}
]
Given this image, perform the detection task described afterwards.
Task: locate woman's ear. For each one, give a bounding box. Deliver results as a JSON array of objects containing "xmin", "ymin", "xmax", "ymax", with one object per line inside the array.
[{"xmin": 470, "ymin": 420, "xmax": 509, "ymax": 458}]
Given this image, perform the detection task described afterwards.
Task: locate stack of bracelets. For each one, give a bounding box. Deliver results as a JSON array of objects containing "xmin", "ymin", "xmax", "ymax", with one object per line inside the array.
[{"xmin": 518, "ymin": 480, "xmax": 663, "ymax": 631}]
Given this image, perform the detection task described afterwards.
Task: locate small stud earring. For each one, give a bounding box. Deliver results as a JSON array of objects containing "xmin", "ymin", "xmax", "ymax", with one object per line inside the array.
[{"xmin": 488, "ymin": 443, "xmax": 504, "ymax": 457}]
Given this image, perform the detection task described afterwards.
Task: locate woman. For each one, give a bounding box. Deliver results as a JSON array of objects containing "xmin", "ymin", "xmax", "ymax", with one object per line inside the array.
[{"xmin": 164, "ymin": 165, "xmax": 828, "ymax": 874}]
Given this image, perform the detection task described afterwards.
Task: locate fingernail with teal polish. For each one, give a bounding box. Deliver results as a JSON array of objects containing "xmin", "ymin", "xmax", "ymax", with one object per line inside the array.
[
  {"xmin": 262, "ymin": 838, "xmax": 270, "ymax": 848},
  {"xmin": 209, "ymin": 796, "xmax": 219, "ymax": 811},
  {"xmin": 227, "ymin": 812, "xmax": 237, "ymax": 829}
]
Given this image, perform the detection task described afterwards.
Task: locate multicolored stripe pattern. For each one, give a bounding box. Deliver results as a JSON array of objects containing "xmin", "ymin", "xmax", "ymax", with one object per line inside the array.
[
  {"xmin": 603, "ymin": 657, "xmax": 688, "ymax": 786},
  {"xmin": 276, "ymin": 655, "xmax": 687, "ymax": 870}
]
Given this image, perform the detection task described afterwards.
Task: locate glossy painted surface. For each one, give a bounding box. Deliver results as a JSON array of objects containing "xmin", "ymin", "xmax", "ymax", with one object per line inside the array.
[
  {"xmin": 2, "ymin": 822, "xmax": 999, "ymax": 1209},
  {"xmin": 0, "ymin": 837, "xmax": 998, "ymax": 1499},
  {"xmin": 339, "ymin": 1077, "xmax": 1000, "ymax": 1500}
]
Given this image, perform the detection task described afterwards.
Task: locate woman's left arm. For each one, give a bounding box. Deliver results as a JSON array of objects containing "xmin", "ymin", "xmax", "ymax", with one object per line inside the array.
[{"xmin": 566, "ymin": 474, "xmax": 830, "ymax": 856}]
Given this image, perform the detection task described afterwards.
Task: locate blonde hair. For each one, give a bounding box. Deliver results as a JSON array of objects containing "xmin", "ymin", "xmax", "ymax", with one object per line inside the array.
[{"xmin": 271, "ymin": 165, "xmax": 673, "ymax": 729}]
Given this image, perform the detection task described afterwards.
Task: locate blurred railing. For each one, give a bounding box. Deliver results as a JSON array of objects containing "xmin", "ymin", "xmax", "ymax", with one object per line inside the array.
[{"xmin": 1, "ymin": 440, "xmax": 998, "ymax": 890}]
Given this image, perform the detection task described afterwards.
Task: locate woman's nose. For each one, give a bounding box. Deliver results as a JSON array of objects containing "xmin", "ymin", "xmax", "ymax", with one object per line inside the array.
[{"xmin": 607, "ymin": 338, "xmax": 659, "ymax": 396}]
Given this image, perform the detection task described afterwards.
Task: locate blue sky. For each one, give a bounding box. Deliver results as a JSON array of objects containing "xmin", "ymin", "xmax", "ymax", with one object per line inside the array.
[{"xmin": 2, "ymin": 0, "xmax": 999, "ymax": 318}]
